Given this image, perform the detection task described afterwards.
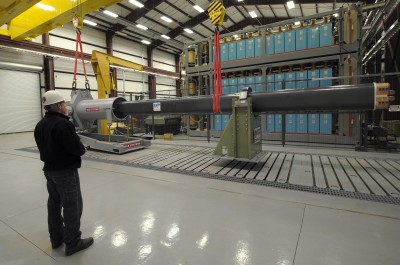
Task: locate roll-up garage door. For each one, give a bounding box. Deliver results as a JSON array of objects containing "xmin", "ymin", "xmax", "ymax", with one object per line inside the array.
[{"xmin": 0, "ymin": 69, "xmax": 41, "ymax": 134}]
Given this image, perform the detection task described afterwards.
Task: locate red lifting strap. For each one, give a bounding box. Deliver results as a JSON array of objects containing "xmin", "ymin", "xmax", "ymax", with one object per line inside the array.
[
  {"xmin": 213, "ymin": 27, "xmax": 222, "ymax": 114},
  {"xmin": 72, "ymin": 30, "xmax": 90, "ymax": 91}
]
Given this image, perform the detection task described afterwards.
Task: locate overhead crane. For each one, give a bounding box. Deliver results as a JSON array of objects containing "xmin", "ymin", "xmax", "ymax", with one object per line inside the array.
[{"xmin": 0, "ymin": 0, "xmax": 121, "ymax": 41}]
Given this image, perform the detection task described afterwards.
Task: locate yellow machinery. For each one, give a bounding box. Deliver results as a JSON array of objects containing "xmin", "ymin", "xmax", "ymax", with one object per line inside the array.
[
  {"xmin": 91, "ymin": 50, "xmax": 144, "ymax": 134},
  {"xmin": 1, "ymin": 0, "xmax": 121, "ymax": 41},
  {"xmin": 91, "ymin": 50, "xmax": 181, "ymax": 134}
]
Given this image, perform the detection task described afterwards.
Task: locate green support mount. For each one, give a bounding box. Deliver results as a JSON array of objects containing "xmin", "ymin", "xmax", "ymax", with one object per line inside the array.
[{"xmin": 213, "ymin": 96, "xmax": 262, "ymax": 161}]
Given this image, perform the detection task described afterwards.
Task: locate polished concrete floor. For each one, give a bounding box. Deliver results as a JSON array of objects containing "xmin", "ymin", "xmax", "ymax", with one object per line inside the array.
[{"xmin": 0, "ymin": 132, "xmax": 400, "ymax": 265}]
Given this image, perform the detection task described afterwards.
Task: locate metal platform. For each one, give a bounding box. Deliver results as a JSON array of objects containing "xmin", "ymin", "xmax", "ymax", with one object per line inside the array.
[{"xmin": 20, "ymin": 145, "xmax": 400, "ymax": 205}]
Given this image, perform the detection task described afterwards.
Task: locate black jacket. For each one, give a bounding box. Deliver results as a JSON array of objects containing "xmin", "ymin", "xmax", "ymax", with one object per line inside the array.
[{"xmin": 34, "ymin": 111, "xmax": 85, "ymax": 171}]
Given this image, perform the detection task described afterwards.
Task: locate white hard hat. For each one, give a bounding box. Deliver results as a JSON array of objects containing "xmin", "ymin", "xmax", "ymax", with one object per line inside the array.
[{"xmin": 42, "ymin": 90, "xmax": 65, "ymax": 106}]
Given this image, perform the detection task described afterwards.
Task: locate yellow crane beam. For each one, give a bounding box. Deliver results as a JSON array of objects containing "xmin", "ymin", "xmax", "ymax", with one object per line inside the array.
[
  {"xmin": 7, "ymin": 0, "xmax": 121, "ymax": 41},
  {"xmin": 0, "ymin": 0, "xmax": 41, "ymax": 27},
  {"xmin": 91, "ymin": 50, "xmax": 144, "ymax": 99}
]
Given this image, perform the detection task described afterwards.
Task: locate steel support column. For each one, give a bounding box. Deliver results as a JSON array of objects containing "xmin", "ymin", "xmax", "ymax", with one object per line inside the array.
[
  {"xmin": 106, "ymin": 30, "xmax": 117, "ymax": 97},
  {"xmin": 175, "ymin": 54, "xmax": 181, "ymax": 97},
  {"xmin": 42, "ymin": 33, "xmax": 54, "ymax": 91},
  {"xmin": 147, "ymin": 46, "xmax": 156, "ymax": 99}
]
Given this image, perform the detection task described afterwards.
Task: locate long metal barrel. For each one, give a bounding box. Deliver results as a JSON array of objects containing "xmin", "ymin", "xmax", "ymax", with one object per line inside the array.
[{"xmin": 115, "ymin": 83, "xmax": 391, "ymax": 115}]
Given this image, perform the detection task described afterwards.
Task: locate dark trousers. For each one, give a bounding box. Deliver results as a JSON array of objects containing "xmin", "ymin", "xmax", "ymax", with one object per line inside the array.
[{"xmin": 44, "ymin": 168, "xmax": 82, "ymax": 248}]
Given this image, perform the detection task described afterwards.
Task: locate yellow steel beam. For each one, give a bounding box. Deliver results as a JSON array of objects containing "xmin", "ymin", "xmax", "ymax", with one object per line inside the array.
[
  {"xmin": 0, "ymin": 0, "xmax": 41, "ymax": 27},
  {"xmin": 91, "ymin": 50, "xmax": 144, "ymax": 135},
  {"xmin": 91, "ymin": 50, "xmax": 144, "ymax": 99},
  {"xmin": 8, "ymin": 0, "xmax": 121, "ymax": 41}
]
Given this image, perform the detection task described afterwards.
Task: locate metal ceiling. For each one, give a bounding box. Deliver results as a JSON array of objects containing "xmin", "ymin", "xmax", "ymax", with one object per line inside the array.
[{"xmin": 86, "ymin": 0, "xmax": 359, "ymax": 54}]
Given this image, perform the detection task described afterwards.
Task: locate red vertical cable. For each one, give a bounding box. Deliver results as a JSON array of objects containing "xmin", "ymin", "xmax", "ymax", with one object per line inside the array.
[{"xmin": 213, "ymin": 28, "xmax": 222, "ymax": 113}]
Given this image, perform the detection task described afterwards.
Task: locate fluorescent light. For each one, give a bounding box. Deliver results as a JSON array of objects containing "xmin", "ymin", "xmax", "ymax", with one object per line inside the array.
[
  {"xmin": 238, "ymin": 0, "xmax": 244, "ymax": 2},
  {"xmin": 161, "ymin": 35, "xmax": 170, "ymax": 39},
  {"xmin": 83, "ymin": 19, "xmax": 97, "ymax": 26},
  {"xmin": 35, "ymin": 3, "xmax": 55, "ymax": 11},
  {"xmin": 294, "ymin": 21, "xmax": 301, "ymax": 26},
  {"xmin": 184, "ymin": 28, "xmax": 194, "ymax": 34},
  {"xmin": 103, "ymin": 10, "xmax": 118, "ymax": 18},
  {"xmin": 233, "ymin": 34, "xmax": 239, "ymax": 38},
  {"xmin": 193, "ymin": 5, "xmax": 204, "ymax": 13},
  {"xmin": 249, "ymin": 11, "xmax": 257, "ymax": 18},
  {"xmin": 129, "ymin": 0, "xmax": 144, "ymax": 8},
  {"xmin": 141, "ymin": 40, "xmax": 151, "ymax": 45},
  {"xmin": 287, "ymin": 1, "xmax": 295, "ymax": 9},
  {"xmin": 136, "ymin": 24, "xmax": 148, "ymax": 30},
  {"xmin": 333, "ymin": 13, "xmax": 339, "ymax": 17},
  {"xmin": 161, "ymin": 16, "xmax": 173, "ymax": 23}
]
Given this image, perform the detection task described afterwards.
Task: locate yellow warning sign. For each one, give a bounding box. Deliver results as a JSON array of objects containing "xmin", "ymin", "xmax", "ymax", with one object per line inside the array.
[{"xmin": 208, "ymin": 1, "xmax": 225, "ymax": 26}]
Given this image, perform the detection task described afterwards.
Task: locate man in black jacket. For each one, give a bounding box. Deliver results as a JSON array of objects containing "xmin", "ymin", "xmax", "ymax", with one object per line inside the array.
[{"xmin": 34, "ymin": 90, "xmax": 93, "ymax": 256}]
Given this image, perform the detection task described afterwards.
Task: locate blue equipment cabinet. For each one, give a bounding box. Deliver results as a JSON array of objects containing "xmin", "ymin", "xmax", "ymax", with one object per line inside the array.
[
  {"xmin": 285, "ymin": 31, "xmax": 295, "ymax": 52},
  {"xmin": 222, "ymin": 79, "xmax": 230, "ymax": 94},
  {"xmin": 267, "ymin": 74, "xmax": 275, "ymax": 92},
  {"xmin": 237, "ymin": 40, "xmax": 246, "ymax": 59},
  {"xmin": 274, "ymin": 33, "xmax": 284, "ymax": 53},
  {"xmin": 308, "ymin": 113, "xmax": 319, "ymax": 134},
  {"xmin": 254, "ymin": 76, "xmax": 263, "ymax": 92},
  {"xmin": 275, "ymin": 114, "xmax": 282, "ymax": 133},
  {"xmin": 286, "ymin": 114, "xmax": 296, "ymax": 133},
  {"xmin": 221, "ymin": 43, "xmax": 229, "ymax": 61},
  {"xmin": 255, "ymin": 38, "xmax": 262, "ymax": 56},
  {"xmin": 266, "ymin": 35, "xmax": 275, "ymax": 55},
  {"xmin": 320, "ymin": 114, "xmax": 332, "ymax": 134},
  {"xmin": 246, "ymin": 76, "xmax": 255, "ymax": 91},
  {"xmin": 320, "ymin": 23, "xmax": 333, "ymax": 47},
  {"xmin": 307, "ymin": 26, "xmax": 320, "ymax": 49},
  {"xmin": 274, "ymin": 73, "xmax": 284, "ymax": 90},
  {"xmin": 297, "ymin": 114, "xmax": 308, "ymax": 133},
  {"xmin": 307, "ymin": 69, "xmax": 320, "ymax": 88},
  {"xmin": 320, "ymin": 68, "xmax": 332, "ymax": 87},
  {"xmin": 296, "ymin": 28, "xmax": 307, "ymax": 50},
  {"xmin": 228, "ymin": 42, "xmax": 237, "ymax": 61},
  {"xmin": 214, "ymin": 115, "xmax": 222, "ymax": 130},
  {"xmin": 296, "ymin": 70, "xmax": 307, "ymax": 89},
  {"xmin": 285, "ymin": 72, "xmax": 296, "ymax": 89},
  {"xmin": 267, "ymin": 114, "xmax": 275, "ymax": 133},
  {"xmin": 245, "ymin": 38, "xmax": 255, "ymax": 58},
  {"xmin": 237, "ymin": 77, "xmax": 247, "ymax": 91},
  {"xmin": 229, "ymin": 77, "xmax": 238, "ymax": 94}
]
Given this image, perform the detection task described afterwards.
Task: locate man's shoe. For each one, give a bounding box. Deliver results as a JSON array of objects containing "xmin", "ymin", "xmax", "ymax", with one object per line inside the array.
[
  {"xmin": 65, "ymin": 237, "xmax": 94, "ymax": 256},
  {"xmin": 51, "ymin": 241, "xmax": 63, "ymax": 249}
]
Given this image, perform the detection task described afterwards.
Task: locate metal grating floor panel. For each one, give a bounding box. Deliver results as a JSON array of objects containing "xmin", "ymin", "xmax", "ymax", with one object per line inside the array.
[{"xmin": 19, "ymin": 146, "xmax": 400, "ymax": 205}]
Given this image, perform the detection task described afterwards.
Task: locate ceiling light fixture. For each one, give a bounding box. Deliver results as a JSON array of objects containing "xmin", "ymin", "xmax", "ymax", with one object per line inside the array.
[
  {"xmin": 333, "ymin": 13, "xmax": 339, "ymax": 17},
  {"xmin": 103, "ymin": 10, "xmax": 118, "ymax": 18},
  {"xmin": 249, "ymin": 11, "xmax": 257, "ymax": 18},
  {"xmin": 294, "ymin": 21, "xmax": 301, "ymax": 26},
  {"xmin": 184, "ymin": 28, "xmax": 194, "ymax": 34},
  {"xmin": 161, "ymin": 35, "xmax": 170, "ymax": 39},
  {"xmin": 35, "ymin": 3, "xmax": 55, "ymax": 11},
  {"xmin": 287, "ymin": 1, "xmax": 295, "ymax": 10},
  {"xmin": 129, "ymin": 0, "xmax": 144, "ymax": 8},
  {"xmin": 141, "ymin": 40, "xmax": 151, "ymax": 45},
  {"xmin": 136, "ymin": 24, "xmax": 148, "ymax": 30},
  {"xmin": 193, "ymin": 5, "xmax": 204, "ymax": 13},
  {"xmin": 83, "ymin": 19, "xmax": 97, "ymax": 26},
  {"xmin": 161, "ymin": 16, "xmax": 173, "ymax": 23},
  {"xmin": 238, "ymin": 0, "xmax": 244, "ymax": 2}
]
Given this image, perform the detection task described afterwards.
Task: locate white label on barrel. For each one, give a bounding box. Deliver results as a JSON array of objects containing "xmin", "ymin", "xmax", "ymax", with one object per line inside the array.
[
  {"xmin": 86, "ymin": 107, "xmax": 100, "ymax": 112},
  {"xmin": 153, "ymin": 102, "xmax": 161, "ymax": 111}
]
